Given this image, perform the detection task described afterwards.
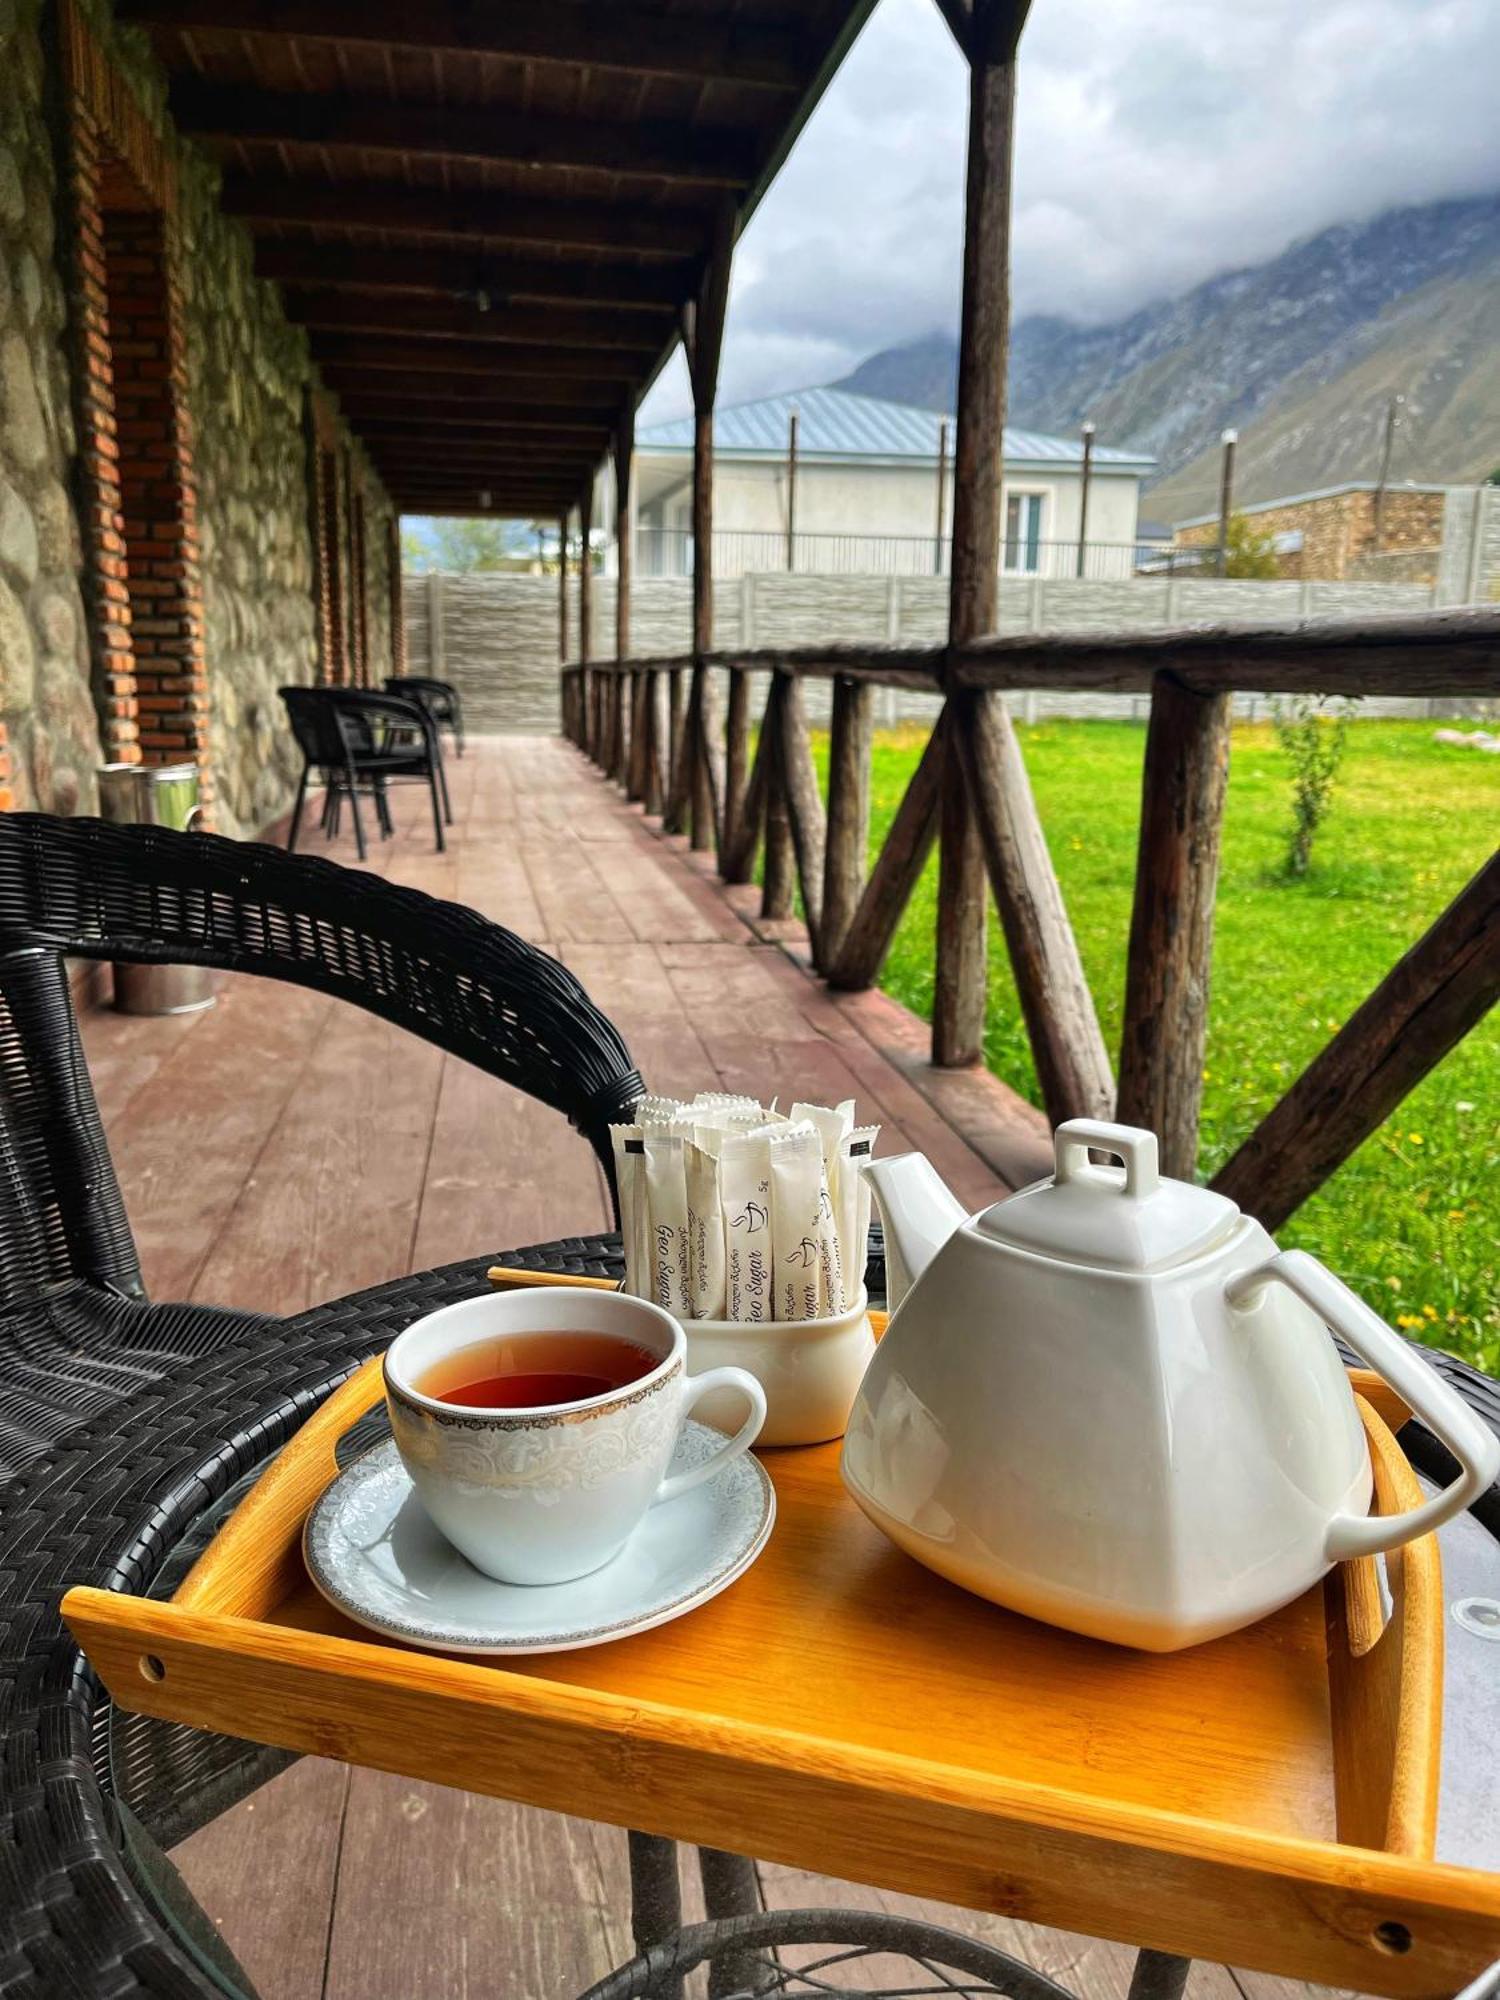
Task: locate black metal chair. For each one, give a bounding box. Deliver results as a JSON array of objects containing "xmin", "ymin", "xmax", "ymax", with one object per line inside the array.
[
  {"xmin": 0, "ymin": 812, "xmax": 643, "ymax": 1478},
  {"xmin": 280, "ymin": 685, "xmax": 449, "ymax": 862},
  {"xmin": 387, "ymin": 674, "xmax": 466, "ymax": 758}
]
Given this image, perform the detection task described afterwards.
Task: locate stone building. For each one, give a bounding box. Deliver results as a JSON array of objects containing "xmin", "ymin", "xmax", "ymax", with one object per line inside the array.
[
  {"xmin": 1173, "ymin": 481, "xmax": 1447, "ymax": 584},
  {"xmin": 0, "ymin": 0, "xmax": 399, "ymax": 836}
]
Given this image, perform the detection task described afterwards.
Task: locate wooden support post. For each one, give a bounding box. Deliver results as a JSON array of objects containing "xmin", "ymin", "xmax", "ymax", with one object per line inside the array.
[
  {"xmin": 1116, "ymin": 674, "xmax": 1233, "ymax": 1174},
  {"xmin": 664, "ymin": 670, "xmax": 687, "ymax": 830},
  {"xmin": 760, "ymin": 680, "xmax": 795, "ymax": 921},
  {"xmin": 936, "ymin": 4, "xmax": 1028, "ymax": 1068},
  {"xmin": 939, "ymin": 0, "xmax": 1112, "ymax": 1105},
  {"xmin": 934, "ymin": 706, "xmax": 988, "ymax": 1065},
  {"xmin": 1213, "ymin": 851, "xmax": 1500, "ymax": 1232},
  {"xmin": 958, "ymin": 693, "xmax": 1115, "ymax": 1122},
  {"xmin": 388, "ymin": 516, "xmax": 406, "ymax": 674},
  {"xmin": 612, "ymin": 411, "xmax": 634, "ymax": 787},
  {"xmin": 776, "ymin": 673, "xmax": 826, "ymax": 956},
  {"xmin": 819, "ymin": 676, "xmax": 873, "ymax": 974},
  {"xmin": 579, "ymin": 479, "xmax": 595, "ymax": 761},
  {"xmin": 722, "ymin": 690, "xmax": 773, "ymax": 885},
  {"xmin": 722, "ymin": 666, "xmax": 751, "ymax": 873},
  {"xmin": 826, "ymin": 715, "xmax": 945, "ymax": 991},
  {"xmin": 682, "ymin": 200, "xmax": 733, "ymax": 853}
]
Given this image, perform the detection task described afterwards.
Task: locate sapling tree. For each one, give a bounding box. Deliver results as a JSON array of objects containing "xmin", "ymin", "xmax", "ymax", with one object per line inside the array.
[{"xmin": 1273, "ymin": 696, "xmax": 1354, "ymax": 876}]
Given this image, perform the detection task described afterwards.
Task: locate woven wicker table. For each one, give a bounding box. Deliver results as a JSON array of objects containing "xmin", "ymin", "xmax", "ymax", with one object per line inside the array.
[{"xmin": 8, "ymin": 1235, "xmax": 1500, "ymax": 2000}]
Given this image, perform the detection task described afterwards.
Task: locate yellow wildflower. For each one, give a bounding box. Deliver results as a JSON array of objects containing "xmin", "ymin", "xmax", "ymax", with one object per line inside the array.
[
  {"xmin": 1407, "ymin": 1133, "xmax": 1423, "ymax": 1145},
  {"xmin": 1396, "ymin": 1313, "xmax": 1423, "ymax": 1330}
]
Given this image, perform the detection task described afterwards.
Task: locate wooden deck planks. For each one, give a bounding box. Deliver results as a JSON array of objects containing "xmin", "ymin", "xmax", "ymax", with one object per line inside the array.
[{"xmin": 73, "ymin": 733, "xmax": 1140, "ymax": 1997}]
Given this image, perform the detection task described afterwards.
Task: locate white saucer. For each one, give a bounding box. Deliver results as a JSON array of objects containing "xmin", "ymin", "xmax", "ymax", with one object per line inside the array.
[{"xmin": 303, "ymin": 1423, "xmax": 775, "ymax": 1655}]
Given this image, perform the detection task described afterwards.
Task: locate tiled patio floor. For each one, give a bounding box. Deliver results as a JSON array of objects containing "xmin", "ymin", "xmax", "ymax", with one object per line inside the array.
[{"xmin": 80, "ymin": 737, "xmax": 1332, "ymax": 2000}]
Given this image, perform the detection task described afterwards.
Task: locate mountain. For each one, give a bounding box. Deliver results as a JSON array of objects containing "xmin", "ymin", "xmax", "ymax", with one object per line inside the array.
[{"xmin": 834, "ymin": 194, "xmax": 1500, "ymax": 522}]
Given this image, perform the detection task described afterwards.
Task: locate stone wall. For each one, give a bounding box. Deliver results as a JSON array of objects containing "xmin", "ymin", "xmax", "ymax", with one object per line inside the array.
[
  {"xmin": 0, "ymin": 0, "xmax": 398, "ymax": 834},
  {"xmin": 1175, "ymin": 487, "xmax": 1445, "ymax": 583},
  {"xmin": 406, "ymin": 569, "xmax": 1443, "ymax": 735},
  {"xmin": 0, "ymin": 3, "xmax": 97, "ymax": 815}
]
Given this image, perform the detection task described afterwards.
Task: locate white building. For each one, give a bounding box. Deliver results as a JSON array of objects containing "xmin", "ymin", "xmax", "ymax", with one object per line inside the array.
[{"xmin": 631, "ymin": 385, "xmax": 1155, "ymax": 579}]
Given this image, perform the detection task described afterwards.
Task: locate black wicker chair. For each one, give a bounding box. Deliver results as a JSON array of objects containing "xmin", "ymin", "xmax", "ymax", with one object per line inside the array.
[
  {"xmin": 0, "ymin": 811, "xmax": 643, "ymax": 1478},
  {"xmin": 387, "ymin": 673, "xmax": 466, "ymax": 757},
  {"xmin": 280, "ymin": 685, "xmax": 450, "ymax": 862}
]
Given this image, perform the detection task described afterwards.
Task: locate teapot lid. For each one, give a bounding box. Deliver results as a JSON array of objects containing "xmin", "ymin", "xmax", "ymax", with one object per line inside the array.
[{"xmin": 976, "ymin": 1120, "xmax": 1240, "ymax": 1273}]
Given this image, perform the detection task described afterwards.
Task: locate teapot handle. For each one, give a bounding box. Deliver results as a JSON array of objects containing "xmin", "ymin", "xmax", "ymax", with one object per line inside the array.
[{"xmin": 1224, "ymin": 1249, "xmax": 1500, "ymax": 1561}]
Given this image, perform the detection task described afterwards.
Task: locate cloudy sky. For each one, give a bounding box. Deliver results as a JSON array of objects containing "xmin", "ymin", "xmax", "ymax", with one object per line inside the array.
[{"xmin": 641, "ymin": 0, "xmax": 1500, "ymax": 422}]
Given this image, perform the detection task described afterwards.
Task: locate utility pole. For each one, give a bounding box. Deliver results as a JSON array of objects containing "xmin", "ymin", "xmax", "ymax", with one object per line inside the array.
[
  {"xmin": 1373, "ymin": 393, "xmax": 1403, "ymax": 548},
  {"xmin": 1216, "ymin": 428, "xmax": 1238, "ymax": 577},
  {"xmin": 934, "ymin": 417, "xmax": 949, "ymax": 574},
  {"xmin": 1075, "ymin": 419, "xmax": 1095, "ymax": 578},
  {"xmin": 785, "ymin": 407, "xmax": 799, "ymax": 571}
]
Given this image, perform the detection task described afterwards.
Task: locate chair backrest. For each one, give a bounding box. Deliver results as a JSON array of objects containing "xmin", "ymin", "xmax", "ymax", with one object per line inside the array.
[
  {"xmin": 0, "ymin": 815, "xmax": 645, "ymax": 1310},
  {"xmin": 387, "ymin": 677, "xmax": 459, "ymax": 730},
  {"xmin": 281, "ymin": 686, "xmax": 432, "ymax": 765},
  {"xmin": 280, "ymin": 686, "xmax": 354, "ymax": 767}
]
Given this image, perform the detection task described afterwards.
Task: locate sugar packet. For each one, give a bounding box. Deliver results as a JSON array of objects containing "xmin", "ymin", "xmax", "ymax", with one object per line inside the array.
[
  {"xmin": 769, "ymin": 1123, "xmax": 837, "ymax": 1322},
  {"xmin": 721, "ymin": 1126, "xmax": 773, "ymax": 1323},
  {"xmin": 642, "ymin": 1131, "xmax": 692, "ymax": 1315},
  {"xmin": 683, "ymin": 1139, "xmax": 726, "ymax": 1320},
  {"xmin": 837, "ymin": 1125, "xmax": 879, "ymax": 1302},
  {"xmin": 609, "ymin": 1123, "xmax": 653, "ymax": 1300}
]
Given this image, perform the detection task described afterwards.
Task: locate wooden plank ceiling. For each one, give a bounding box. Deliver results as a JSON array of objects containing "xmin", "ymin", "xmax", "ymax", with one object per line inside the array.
[{"xmin": 121, "ymin": 0, "xmax": 878, "ymax": 516}]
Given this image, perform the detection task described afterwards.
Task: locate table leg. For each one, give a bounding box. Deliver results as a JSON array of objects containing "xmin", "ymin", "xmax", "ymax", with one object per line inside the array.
[
  {"xmin": 697, "ymin": 1848, "xmax": 768, "ymax": 1996},
  {"xmin": 627, "ymin": 1830, "xmax": 683, "ymax": 2000},
  {"xmin": 1127, "ymin": 1949, "xmax": 1193, "ymax": 2000}
]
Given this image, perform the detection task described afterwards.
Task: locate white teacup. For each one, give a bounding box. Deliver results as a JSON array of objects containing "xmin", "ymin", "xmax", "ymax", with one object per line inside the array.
[{"xmin": 384, "ymin": 1287, "xmax": 766, "ymax": 1586}]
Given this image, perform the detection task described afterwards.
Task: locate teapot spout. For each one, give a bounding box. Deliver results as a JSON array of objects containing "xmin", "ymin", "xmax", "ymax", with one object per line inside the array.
[{"xmin": 865, "ymin": 1153, "xmax": 969, "ymax": 1313}]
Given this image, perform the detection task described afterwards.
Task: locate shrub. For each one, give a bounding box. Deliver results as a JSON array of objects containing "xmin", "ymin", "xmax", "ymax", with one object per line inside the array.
[
  {"xmin": 1273, "ymin": 696, "xmax": 1353, "ymax": 875},
  {"xmin": 1223, "ymin": 512, "xmax": 1281, "ymax": 578}
]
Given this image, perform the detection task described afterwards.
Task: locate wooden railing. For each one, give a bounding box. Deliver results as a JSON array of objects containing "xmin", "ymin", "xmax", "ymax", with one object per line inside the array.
[{"xmin": 561, "ymin": 607, "xmax": 1500, "ymax": 1223}]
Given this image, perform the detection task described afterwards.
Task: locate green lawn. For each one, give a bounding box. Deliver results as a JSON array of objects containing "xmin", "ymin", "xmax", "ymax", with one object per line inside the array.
[{"xmin": 846, "ymin": 719, "xmax": 1497, "ymax": 1371}]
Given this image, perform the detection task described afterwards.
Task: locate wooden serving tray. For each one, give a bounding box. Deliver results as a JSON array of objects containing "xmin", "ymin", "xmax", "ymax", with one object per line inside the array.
[{"xmin": 64, "ymin": 1275, "xmax": 1500, "ymax": 1998}]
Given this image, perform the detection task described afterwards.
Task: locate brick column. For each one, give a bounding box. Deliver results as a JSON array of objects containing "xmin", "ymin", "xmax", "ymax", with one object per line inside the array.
[
  {"xmin": 102, "ymin": 204, "xmax": 209, "ymax": 803},
  {"xmin": 62, "ymin": 108, "xmax": 138, "ymax": 764}
]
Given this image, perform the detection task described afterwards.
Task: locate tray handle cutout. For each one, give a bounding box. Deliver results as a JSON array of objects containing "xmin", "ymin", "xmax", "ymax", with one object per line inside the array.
[{"xmin": 176, "ymin": 1355, "xmax": 387, "ymax": 1623}]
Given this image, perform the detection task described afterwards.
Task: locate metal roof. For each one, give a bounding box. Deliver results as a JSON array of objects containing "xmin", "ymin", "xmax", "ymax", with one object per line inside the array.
[{"xmin": 639, "ymin": 384, "xmax": 1154, "ymax": 472}]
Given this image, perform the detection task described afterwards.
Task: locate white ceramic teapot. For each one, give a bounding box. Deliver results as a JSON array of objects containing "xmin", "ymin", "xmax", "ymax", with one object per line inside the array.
[{"xmin": 842, "ymin": 1118, "xmax": 1497, "ymax": 1651}]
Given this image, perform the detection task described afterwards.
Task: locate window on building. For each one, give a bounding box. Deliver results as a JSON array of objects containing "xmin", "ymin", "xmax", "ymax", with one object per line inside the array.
[{"xmin": 1003, "ymin": 492, "xmax": 1044, "ymax": 573}]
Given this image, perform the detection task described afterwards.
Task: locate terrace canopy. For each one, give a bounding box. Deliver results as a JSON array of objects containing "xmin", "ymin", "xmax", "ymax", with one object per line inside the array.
[{"xmin": 117, "ymin": 0, "xmax": 880, "ymax": 519}]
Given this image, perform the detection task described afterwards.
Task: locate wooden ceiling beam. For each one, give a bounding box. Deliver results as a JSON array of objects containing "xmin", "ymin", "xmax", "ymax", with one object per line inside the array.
[
  {"xmin": 361, "ymin": 448, "xmax": 609, "ymax": 470},
  {"xmin": 283, "ymin": 292, "xmax": 668, "ymax": 352},
  {"xmin": 344, "ymin": 412, "xmax": 612, "ymax": 438},
  {"xmin": 220, "ymin": 178, "xmax": 707, "ymax": 260},
  {"xmin": 256, "ymin": 240, "xmax": 685, "ymax": 309},
  {"xmin": 309, "ymin": 334, "xmax": 641, "ymax": 383},
  {"xmin": 172, "ymin": 79, "xmax": 758, "ymax": 188},
  {"xmin": 336, "ymin": 401, "xmax": 614, "ymax": 433},
  {"xmin": 390, "ymin": 487, "xmax": 579, "ymax": 504},
  {"xmin": 121, "ymin": 0, "xmax": 807, "ymax": 91}
]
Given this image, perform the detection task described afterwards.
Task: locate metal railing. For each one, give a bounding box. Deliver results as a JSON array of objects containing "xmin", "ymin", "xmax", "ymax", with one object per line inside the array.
[{"xmin": 634, "ymin": 527, "xmax": 1211, "ymax": 583}]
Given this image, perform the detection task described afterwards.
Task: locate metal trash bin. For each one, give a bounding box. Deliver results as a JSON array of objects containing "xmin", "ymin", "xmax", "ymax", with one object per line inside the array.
[{"xmin": 96, "ymin": 762, "xmax": 216, "ymax": 1016}]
